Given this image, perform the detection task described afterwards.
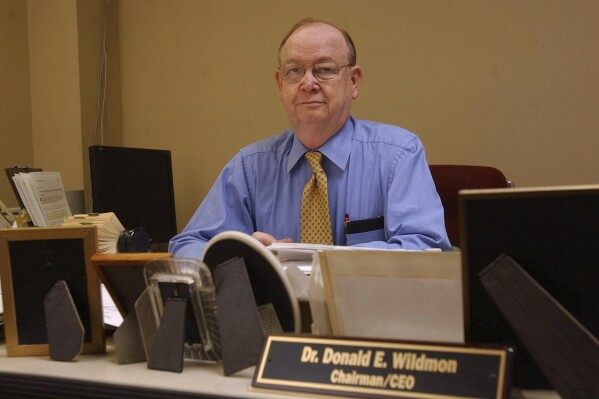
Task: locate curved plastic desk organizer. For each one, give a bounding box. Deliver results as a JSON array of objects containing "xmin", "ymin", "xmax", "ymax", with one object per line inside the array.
[{"xmin": 144, "ymin": 258, "xmax": 221, "ymax": 372}]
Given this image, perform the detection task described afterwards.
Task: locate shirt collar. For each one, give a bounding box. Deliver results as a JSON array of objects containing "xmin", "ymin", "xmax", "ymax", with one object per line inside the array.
[{"xmin": 287, "ymin": 117, "xmax": 354, "ymax": 173}]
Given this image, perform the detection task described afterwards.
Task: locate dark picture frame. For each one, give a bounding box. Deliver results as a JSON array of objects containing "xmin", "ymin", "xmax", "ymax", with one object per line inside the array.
[{"xmin": 0, "ymin": 226, "xmax": 104, "ymax": 356}]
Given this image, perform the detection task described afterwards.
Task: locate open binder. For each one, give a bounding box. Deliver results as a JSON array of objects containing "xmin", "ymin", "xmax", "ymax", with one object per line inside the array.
[
  {"xmin": 4, "ymin": 166, "xmax": 42, "ymax": 210},
  {"xmin": 4, "ymin": 167, "xmax": 71, "ymax": 226}
]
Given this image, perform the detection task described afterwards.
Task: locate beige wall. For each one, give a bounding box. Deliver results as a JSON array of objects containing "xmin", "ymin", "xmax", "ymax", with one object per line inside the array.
[
  {"xmin": 75, "ymin": 0, "xmax": 123, "ymax": 210},
  {"xmin": 0, "ymin": 0, "xmax": 121, "ymax": 209},
  {"xmin": 27, "ymin": 0, "xmax": 84, "ymax": 189},
  {"xmin": 0, "ymin": 0, "xmax": 33, "ymax": 207},
  {"xmin": 2, "ymin": 0, "xmax": 598, "ymax": 234}
]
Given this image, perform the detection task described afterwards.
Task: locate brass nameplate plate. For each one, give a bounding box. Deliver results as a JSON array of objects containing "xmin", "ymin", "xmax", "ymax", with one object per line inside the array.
[{"xmin": 253, "ymin": 335, "xmax": 512, "ymax": 399}]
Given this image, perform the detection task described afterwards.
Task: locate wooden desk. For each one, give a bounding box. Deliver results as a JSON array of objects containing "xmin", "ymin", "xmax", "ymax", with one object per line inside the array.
[
  {"xmin": 0, "ymin": 340, "xmax": 301, "ymax": 399},
  {"xmin": 0, "ymin": 340, "xmax": 561, "ymax": 399}
]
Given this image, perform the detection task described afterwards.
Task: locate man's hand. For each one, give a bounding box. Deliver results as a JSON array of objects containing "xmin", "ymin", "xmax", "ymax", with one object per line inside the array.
[{"xmin": 252, "ymin": 231, "xmax": 293, "ymax": 246}]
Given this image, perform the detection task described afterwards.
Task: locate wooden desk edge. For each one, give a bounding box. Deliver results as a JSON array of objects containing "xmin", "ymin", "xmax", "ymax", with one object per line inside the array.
[{"xmin": 90, "ymin": 252, "xmax": 172, "ymax": 265}]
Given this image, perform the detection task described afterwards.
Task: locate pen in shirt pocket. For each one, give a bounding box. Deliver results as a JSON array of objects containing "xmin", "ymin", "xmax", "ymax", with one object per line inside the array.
[{"xmin": 344, "ymin": 215, "xmax": 384, "ymax": 234}]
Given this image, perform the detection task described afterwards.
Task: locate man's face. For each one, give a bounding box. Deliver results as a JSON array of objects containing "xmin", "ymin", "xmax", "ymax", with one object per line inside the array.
[{"xmin": 276, "ymin": 23, "xmax": 362, "ymax": 146}]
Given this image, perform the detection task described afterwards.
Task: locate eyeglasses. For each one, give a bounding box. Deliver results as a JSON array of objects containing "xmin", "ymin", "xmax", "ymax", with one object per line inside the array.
[{"xmin": 278, "ymin": 62, "xmax": 352, "ymax": 83}]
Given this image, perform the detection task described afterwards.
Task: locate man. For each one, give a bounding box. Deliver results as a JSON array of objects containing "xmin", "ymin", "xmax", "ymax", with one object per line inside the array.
[{"xmin": 169, "ymin": 18, "xmax": 450, "ymax": 259}]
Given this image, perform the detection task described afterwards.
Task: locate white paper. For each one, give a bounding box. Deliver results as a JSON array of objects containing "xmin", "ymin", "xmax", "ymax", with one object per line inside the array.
[
  {"xmin": 12, "ymin": 174, "xmax": 44, "ymax": 225},
  {"xmin": 268, "ymin": 243, "xmax": 342, "ymax": 261},
  {"xmin": 27, "ymin": 172, "xmax": 72, "ymax": 226},
  {"xmin": 268, "ymin": 242, "xmax": 411, "ymax": 262},
  {"xmin": 283, "ymin": 262, "xmax": 311, "ymax": 300},
  {"xmin": 101, "ymin": 284, "xmax": 123, "ymax": 327}
]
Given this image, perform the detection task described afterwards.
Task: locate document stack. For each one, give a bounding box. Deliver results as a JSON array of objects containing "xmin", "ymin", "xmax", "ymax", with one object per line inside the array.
[
  {"xmin": 62, "ymin": 212, "xmax": 126, "ymax": 254},
  {"xmin": 7, "ymin": 170, "xmax": 72, "ymax": 226}
]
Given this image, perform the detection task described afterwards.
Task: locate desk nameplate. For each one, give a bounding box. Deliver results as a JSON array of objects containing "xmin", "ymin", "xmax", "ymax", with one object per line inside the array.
[{"xmin": 253, "ymin": 335, "xmax": 513, "ymax": 399}]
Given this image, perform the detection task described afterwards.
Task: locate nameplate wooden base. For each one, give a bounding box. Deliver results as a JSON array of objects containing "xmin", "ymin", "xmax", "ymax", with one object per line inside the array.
[{"xmin": 253, "ymin": 335, "xmax": 513, "ymax": 399}]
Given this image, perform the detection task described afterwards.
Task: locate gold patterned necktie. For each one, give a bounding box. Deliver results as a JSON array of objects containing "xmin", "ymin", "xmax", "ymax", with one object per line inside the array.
[{"xmin": 301, "ymin": 151, "xmax": 333, "ymax": 245}]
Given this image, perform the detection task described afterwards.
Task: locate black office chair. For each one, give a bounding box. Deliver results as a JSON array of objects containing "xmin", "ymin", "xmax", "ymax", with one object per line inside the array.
[{"xmin": 429, "ymin": 164, "xmax": 510, "ymax": 248}]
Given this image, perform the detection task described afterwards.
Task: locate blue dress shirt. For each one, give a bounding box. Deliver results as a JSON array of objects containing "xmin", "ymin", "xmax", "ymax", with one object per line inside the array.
[{"xmin": 169, "ymin": 117, "xmax": 450, "ymax": 259}]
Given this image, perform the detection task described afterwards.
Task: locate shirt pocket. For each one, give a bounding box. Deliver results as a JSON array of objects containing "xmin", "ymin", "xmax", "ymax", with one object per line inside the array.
[{"xmin": 345, "ymin": 228, "xmax": 386, "ymax": 245}]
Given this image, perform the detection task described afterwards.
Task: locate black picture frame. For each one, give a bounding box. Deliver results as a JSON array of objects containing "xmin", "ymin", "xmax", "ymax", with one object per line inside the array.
[{"xmin": 0, "ymin": 226, "xmax": 104, "ymax": 356}]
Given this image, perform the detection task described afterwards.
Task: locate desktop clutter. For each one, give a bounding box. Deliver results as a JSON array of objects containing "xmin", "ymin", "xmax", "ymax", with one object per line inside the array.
[
  {"xmin": 0, "ymin": 226, "xmax": 302, "ymax": 374},
  {"xmin": 1, "ymin": 165, "xmax": 598, "ymax": 399},
  {"xmin": 0, "ymin": 166, "xmax": 152, "ymax": 361},
  {"xmin": 1, "ymin": 221, "xmax": 515, "ymax": 399},
  {"xmin": 2, "ymin": 166, "xmax": 151, "ymax": 253},
  {"xmin": 0, "ymin": 166, "xmax": 300, "ymax": 377},
  {"xmin": 101, "ymin": 232, "xmax": 303, "ymax": 376}
]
